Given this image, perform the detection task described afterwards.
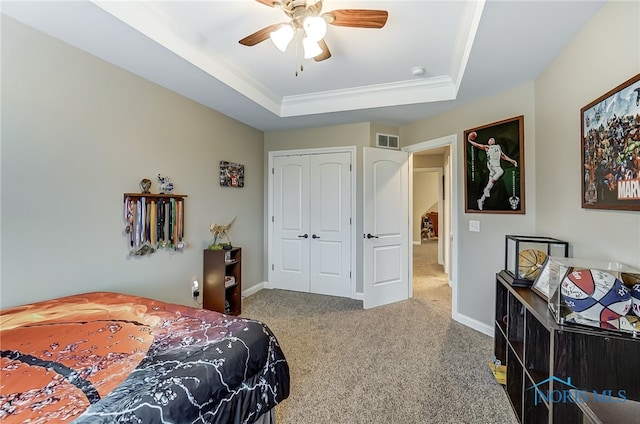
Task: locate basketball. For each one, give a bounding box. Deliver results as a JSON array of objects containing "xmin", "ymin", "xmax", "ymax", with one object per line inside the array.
[
  {"xmin": 561, "ymin": 269, "xmax": 631, "ymax": 322},
  {"xmin": 631, "ymin": 284, "xmax": 640, "ymax": 317},
  {"xmin": 468, "ymin": 131, "xmax": 477, "ymax": 141},
  {"xmin": 517, "ymin": 249, "xmax": 547, "ymax": 280},
  {"xmin": 622, "ymin": 272, "xmax": 640, "ymax": 288}
]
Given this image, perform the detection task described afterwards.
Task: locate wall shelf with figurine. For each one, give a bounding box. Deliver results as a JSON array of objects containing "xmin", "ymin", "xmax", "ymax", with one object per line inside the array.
[{"xmin": 123, "ymin": 175, "xmax": 187, "ymax": 256}]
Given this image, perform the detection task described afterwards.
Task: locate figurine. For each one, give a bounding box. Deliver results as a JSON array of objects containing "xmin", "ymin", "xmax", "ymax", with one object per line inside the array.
[
  {"xmin": 158, "ymin": 174, "xmax": 174, "ymax": 194},
  {"xmin": 209, "ymin": 216, "xmax": 236, "ymax": 249},
  {"xmin": 139, "ymin": 178, "xmax": 152, "ymax": 194}
]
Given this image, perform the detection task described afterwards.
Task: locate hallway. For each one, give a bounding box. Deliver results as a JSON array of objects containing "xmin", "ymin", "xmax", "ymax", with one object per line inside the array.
[{"xmin": 413, "ymin": 240, "xmax": 451, "ymax": 314}]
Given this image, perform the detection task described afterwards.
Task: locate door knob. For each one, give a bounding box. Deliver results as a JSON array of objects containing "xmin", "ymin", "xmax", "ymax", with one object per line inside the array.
[
  {"xmin": 366, "ymin": 233, "xmax": 379, "ymax": 239},
  {"xmin": 298, "ymin": 234, "xmax": 308, "ymax": 238},
  {"xmin": 312, "ymin": 234, "xmax": 320, "ymax": 239}
]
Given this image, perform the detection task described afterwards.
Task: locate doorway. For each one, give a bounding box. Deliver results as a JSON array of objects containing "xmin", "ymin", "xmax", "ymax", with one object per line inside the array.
[
  {"xmin": 404, "ymin": 134, "xmax": 459, "ymax": 318},
  {"xmin": 413, "ymin": 165, "xmax": 450, "ymax": 314}
]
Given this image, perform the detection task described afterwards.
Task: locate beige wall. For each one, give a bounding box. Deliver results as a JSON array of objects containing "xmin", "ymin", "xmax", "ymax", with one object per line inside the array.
[
  {"xmin": 535, "ymin": 0, "xmax": 640, "ymax": 265},
  {"xmin": 265, "ymin": 122, "xmax": 370, "ymax": 152},
  {"xmin": 1, "ymin": 17, "xmax": 265, "ymax": 308},
  {"xmin": 414, "ymin": 154, "xmax": 444, "ymax": 169}
]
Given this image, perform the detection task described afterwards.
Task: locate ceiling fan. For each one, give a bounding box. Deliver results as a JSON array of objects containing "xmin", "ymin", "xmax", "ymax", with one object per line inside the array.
[{"xmin": 239, "ymin": 0, "xmax": 388, "ymax": 64}]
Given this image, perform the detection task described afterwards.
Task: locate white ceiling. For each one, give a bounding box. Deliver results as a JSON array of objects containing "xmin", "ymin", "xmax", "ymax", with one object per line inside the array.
[{"xmin": 2, "ymin": 0, "xmax": 605, "ymax": 132}]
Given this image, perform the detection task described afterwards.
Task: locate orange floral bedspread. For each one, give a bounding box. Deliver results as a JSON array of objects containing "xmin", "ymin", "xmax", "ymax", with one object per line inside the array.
[{"xmin": 0, "ymin": 292, "xmax": 289, "ymax": 423}]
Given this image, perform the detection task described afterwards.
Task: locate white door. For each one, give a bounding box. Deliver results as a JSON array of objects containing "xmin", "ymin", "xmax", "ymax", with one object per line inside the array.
[
  {"xmin": 309, "ymin": 153, "xmax": 352, "ymax": 297},
  {"xmin": 271, "ymin": 155, "xmax": 310, "ymax": 292},
  {"xmin": 363, "ymin": 147, "xmax": 410, "ymax": 309},
  {"xmin": 271, "ymin": 152, "xmax": 352, "ymax": 296}
]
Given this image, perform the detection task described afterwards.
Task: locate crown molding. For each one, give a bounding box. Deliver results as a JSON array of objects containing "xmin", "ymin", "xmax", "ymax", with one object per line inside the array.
[{"xmin": 280, "ymin": 76, "xmax": 457, "ymax": 116}]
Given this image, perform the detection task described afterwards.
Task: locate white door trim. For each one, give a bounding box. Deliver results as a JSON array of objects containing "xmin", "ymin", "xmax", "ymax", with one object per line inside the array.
[
  {"xmin": 403, "ymin": 134, "xmax": 459, "ymax": 321},
  {"xmin": 267, "ymin": 146, "xmax": 357, "ymax": 298}
]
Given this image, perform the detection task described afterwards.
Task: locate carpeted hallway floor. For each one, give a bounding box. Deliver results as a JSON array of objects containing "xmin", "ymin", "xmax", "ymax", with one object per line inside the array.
[
  {"xmin": 412, "ymin": 240, "xmax": 452, "ymax": 317},
  {"xmin": 242, "ymin": 240, "xmax": 518, "ymax": 424}
]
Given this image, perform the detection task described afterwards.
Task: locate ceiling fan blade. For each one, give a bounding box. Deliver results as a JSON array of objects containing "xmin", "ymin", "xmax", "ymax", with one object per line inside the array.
[
  {"xmin": 239, "ymin": 23, "xmax": 281, "ymax": 46},
  {"xmin": 255, "ymin": 0, "xmax": 276, "ymax": 7},
  {"xmin": 325, "ymin": 9, "xmax": 388, "ymax": 28},
  {"xmin": 314, "ymin": 39, "xmax": 331, "ymax": 62}
]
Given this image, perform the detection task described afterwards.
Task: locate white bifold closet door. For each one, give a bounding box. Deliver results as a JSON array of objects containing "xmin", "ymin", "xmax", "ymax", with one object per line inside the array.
[{"xmin": 271, "ymin": 152, "xmax": 352, "ymax": 297}]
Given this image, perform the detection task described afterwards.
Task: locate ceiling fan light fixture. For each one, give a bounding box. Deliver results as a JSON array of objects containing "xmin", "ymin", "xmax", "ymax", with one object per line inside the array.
[
  {"xmin": 270, "ymin": 24, "xmax": 294, "ymax": 52},
  {"xmin": 240, "ymin": 3, "xmax": 389, "ymax": 70},
  {"xmin": 303, "ymin": 15, "xmax": 327, "ymax": 41},
  {"xmin": 302, "ymin": 37, "xmax": 323, "ymax": 59}
]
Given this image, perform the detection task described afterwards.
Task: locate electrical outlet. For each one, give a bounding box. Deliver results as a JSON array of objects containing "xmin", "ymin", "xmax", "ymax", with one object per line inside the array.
[{"xmin": 192, "ymin": 280, "xmax": 200, "ymax": 299}]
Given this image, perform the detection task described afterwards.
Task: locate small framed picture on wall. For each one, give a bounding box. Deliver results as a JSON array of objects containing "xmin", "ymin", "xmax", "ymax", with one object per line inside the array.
[{"xmin": 220, "ymin": 161, "xmax": 245, "ymax": 188}]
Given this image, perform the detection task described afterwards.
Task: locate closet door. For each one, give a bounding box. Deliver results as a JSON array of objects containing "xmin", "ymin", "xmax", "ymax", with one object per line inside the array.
[
  {"xmin": 271, "ymin": 155, "xmax": 311, "ymax": 292},
  {"xmin": 309, "ymin": 152, "xmax": 352, "ymax": 297},
  {"xmin": 270, "ymin": 151, "xmax": 353, "ymax": 297}
]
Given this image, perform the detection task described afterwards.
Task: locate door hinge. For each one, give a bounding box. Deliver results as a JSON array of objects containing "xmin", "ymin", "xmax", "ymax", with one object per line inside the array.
[
  {"xmin": 350, "ymin": 164, "xmax": 352, "ymax": 172},
  {"xmin": 272, "ymin": 168, "xmax": 274, "ymax": 174},
  {"xmin": 349, "ymin": 271, "xmax": 352, "ymax": 279},
  {"xmin": 272, "ymin": 216, "xmax": 274, "ymax": 222},
  {"xmin": 272, "ymin": 264, "xmax": 274, "ymax": 270}
]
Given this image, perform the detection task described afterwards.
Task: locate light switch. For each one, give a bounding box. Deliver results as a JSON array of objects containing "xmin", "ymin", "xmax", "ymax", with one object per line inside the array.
[{"xmin": 469, "ymin": 220, "xmax": 480, "ymax": 232}]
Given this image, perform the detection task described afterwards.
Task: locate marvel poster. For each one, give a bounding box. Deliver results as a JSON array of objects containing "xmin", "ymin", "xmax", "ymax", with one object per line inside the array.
[{"xmin": 581, "ymin": 73, "xmax": 640, "ymax": 211}]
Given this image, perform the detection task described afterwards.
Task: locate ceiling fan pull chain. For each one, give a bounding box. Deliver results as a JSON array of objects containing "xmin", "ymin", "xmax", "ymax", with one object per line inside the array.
[
  {"xmin": 295, "ymin": 29, "xmax": 302, "ymax": 76},
  {"xmin": 294, "ymin": 29, "xmax": 298, "ymax": 76}
]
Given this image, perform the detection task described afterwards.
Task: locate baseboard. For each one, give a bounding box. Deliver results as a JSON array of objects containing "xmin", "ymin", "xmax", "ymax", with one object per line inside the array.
[
  {"xmin": 242, "ymin": 282, "xmax": 267, "ymax": 298},
  {"xmin": 452, "ymin": 311, "xmax": 493, "ymax": 337}
]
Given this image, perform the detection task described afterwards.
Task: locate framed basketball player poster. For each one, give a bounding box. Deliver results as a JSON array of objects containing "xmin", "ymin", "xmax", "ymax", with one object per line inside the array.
[
  {"xmin": 464, "ymin": 115, "xmax": 525, "ymax": 214},
  {"xmin": 581, "ymin": 73, "xmax": 640, "ymax": 211}
]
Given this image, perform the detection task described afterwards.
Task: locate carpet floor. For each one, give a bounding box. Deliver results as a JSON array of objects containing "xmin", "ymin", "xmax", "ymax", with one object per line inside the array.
[{"xmin": 242, "ymin": 241, "xmax": 518, "ymax": 424}]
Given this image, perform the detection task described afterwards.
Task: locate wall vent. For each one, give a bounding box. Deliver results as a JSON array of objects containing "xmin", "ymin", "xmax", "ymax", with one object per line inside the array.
[{"xmin": 376, "ymin": 133, "xmax": 400, "ymax": 150}]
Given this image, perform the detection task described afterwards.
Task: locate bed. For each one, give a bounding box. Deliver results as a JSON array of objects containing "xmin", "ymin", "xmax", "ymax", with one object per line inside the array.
[{"xmin": 0, "ymin": 291, "xmax": 290, "ymax": 423}]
